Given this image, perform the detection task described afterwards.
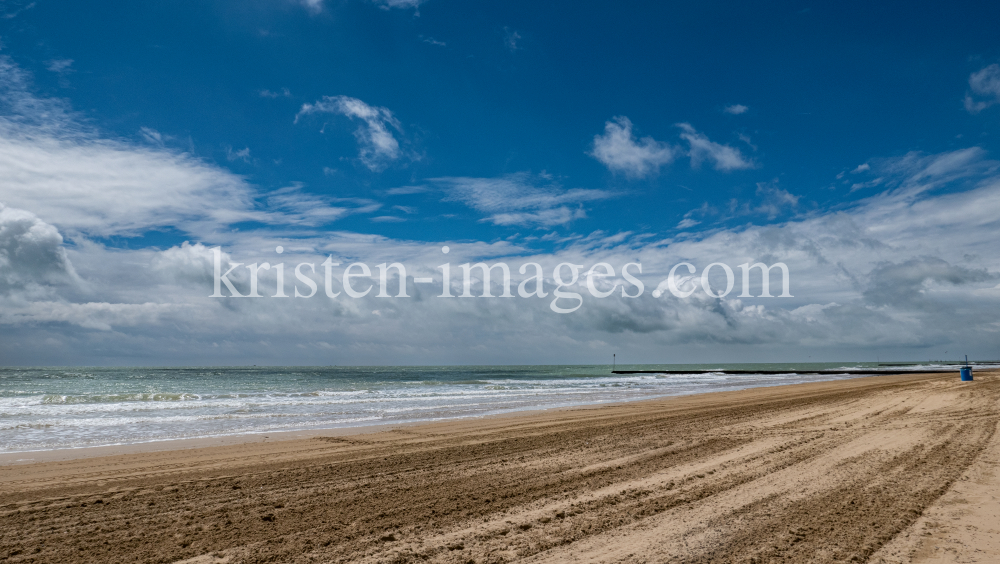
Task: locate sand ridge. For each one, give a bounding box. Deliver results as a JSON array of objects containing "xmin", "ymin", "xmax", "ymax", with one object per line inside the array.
[{"xmin": 1, "ymin": 372, "xmax": 998, "ymax": 563}]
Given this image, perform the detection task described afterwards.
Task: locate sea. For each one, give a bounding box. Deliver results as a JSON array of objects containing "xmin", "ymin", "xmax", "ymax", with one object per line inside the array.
[{"xmin": 0, "ymin": 363, "xmax": 980, "ymax": 453}]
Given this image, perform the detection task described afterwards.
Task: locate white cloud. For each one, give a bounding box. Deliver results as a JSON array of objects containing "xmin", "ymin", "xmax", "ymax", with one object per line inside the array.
[
  {"xmin": 6, "ymin": 148, "xmax": 1000, "ymax": 363},
  {"xmin": 590, "ymin": 119, "xmax": 756, "ymax": 176},
  {"xmin": 964, "ymin": 64, "xmax": 1000, "ymax": 114},
  {"xmin": 0, "ymin": 126, "xmax": 256, "ymax": 237},
  {"xmin": 139, "ymin": 127, "xmax": 165, "ymax": 145},
  {"xmin": 226, "ymin": 146, "xmax": 251, "ymax": 163},
  {"xmin": 295, "ymin": 95, "xmax": 405, "ymax": 171},
  {"xmin": 851, "ymin": 163, "xmax": 870, "ymax": 173},
  {"xmin": 299, "ymin": 0, "xmax": 324, "ymax": 14},
  {"xmin": 676, "ymin": 218, "xmax": 700, "ymax": 229},
  {"xmin": 6, "ymin": 55, "xmax": 1000, "ymax": 364},
  {"xmin": 421, "ymin": 36, "xmax": 446, "ymax": 47},
  {"xmin": 849, "ymin": 178, "xmax": 883, "ymax": 193},
  {"xmin": 0, "ymin": 56, "xmax": 74, "ymax": 131},
  {"xmin": 371, "ymin": 0, "xmax": 426, "ymax": 9},
  {"xmin": 0, "ymin": 203, "xmax": 77, "ymax": 293},
  {"xmin": 589, "ymin": 116, "xmax": 675, "ymax": 178},
  {"xmin": 504, "ymin": 28, "xmax": 522, "ymax": 52},
  {"xmin": 1, "ymin": 1, "xmax": 35, "ymax": 20},
  {"xmin": 676, "ymin": 123, "xmax": 755, "ymax": 171},
  {"xmin": 433, "ymin": 173, "xmax": 612, "ymax": 227},
  {"xmin": 386, "ymin": 185, "xmax": 429, "ymax": 195},
  {"xmin": 262, "ymin": 184, "xmax": 379, "ymax": 225},
  {"xmin": 871, "ymin": 147, "xmax": 994, "ymax": 196},
  {"xmin": 0, "ymin": 56, "xmax": 371, "ymax": 239},
  {"xmin": 0, "ymin": 300, "xmax": 179, "ymax": 332},
  {"xmin": 45, "ymin": 59, "xmax": 73, "ymax": 74},
  {"xmin": 742, "ymin": 181, "xmax": 799, "ymax": 218},
  {"xmin": 297, "ymin": 0, "xmax": 426, "ymax": 14},
  {"xmin": 259, "ymin": 87, "xmax": 291, "ymax": 98},
  {"xmin": 723, "ymin": 104, "xmax": 748, "ymax": 115}
]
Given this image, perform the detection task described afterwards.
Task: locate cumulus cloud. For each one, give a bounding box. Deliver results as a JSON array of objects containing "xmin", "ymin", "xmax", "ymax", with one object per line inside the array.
[
  {"xmin": 590, "ymin": 117, "xmax": 675, "ymax": 178},
  {"xmin": 723, "ymin": 104, "xmax": 748, "ymax": 115},
  {"xmin": 295, "ymin": 95, "xmax": 406, "ymax": 171},
  {"xmin": 589, "ymin": 118, "xmax": 755, "ymax": 176},
  {"xmin": 676, "ymin": 123, "xmax": 755, "ymax": 171},
  {"xmin": 0, "ymin": 204, "xmax": 77, "ymax": 293},
  {"xmin": 964, "ymin": 64, "xmax": 1000, "ymax": 114},
  {"xmin": 433, "ymin": 173, "xmax": 612, "ymax": 227}
]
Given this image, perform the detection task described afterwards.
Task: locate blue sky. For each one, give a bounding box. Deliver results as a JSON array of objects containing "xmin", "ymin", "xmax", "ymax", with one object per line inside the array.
[
  {"xmin": 2, "ymin": 0, "xmax": 1000, "ymax": 365},
  {"xmin": 8, "ymin": 0, "xmax": 998, "ymax": 240}
]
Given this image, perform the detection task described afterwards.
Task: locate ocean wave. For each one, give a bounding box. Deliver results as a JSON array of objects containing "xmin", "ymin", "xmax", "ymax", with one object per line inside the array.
[{"xmin": 40, "ymin": 393, "xmax": 204, "ymax": 404}]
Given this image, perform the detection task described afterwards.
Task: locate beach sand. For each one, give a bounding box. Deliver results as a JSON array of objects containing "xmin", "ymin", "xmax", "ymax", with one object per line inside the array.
[{"xmin": 1, "ymin": 371, "xmax": 997, "ymax": 563}]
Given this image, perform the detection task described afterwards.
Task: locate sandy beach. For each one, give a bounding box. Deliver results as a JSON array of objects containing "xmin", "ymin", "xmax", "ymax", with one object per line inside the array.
[{"xmin": 1, "ymin": 371, "xmax": 997, "ymax": 563}]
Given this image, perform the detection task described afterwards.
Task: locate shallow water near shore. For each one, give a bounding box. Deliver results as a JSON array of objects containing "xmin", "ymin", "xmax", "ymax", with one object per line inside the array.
[{"xmin": 0, "ymin": 363, "xmax": 983, "ymax": 452}]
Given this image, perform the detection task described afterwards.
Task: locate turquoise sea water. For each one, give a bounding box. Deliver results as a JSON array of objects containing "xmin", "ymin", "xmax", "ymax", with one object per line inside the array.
[{"xmin": 0, "ymin": 363, "xmax": 973, "ymax": 453}]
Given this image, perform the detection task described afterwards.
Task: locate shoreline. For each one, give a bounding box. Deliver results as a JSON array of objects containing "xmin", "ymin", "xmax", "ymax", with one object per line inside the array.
[
  {"xmin": 2, "ymin": 370, "xmax": 996, "ymax": 563},
  {"xmin": 0, "ymin": 369, "xmax": 894, "ymax": 465}
]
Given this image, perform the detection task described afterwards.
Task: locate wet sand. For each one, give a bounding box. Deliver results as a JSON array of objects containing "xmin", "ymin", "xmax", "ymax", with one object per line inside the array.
[{"xmin": 1, "ymin": 371, "xmax": 997, "ymax": 563}]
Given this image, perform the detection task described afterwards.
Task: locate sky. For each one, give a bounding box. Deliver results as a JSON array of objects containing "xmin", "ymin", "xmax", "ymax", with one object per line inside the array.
[{"xmin": 1, "ymin": 0, "xmax": 1000, "ymax": 366}]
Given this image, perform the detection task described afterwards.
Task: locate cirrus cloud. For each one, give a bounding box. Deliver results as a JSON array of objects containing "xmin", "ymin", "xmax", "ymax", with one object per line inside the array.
[{"xmin": 433, "ymin": 173, "xmax": 613, "ymax": 227}]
